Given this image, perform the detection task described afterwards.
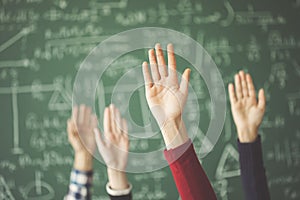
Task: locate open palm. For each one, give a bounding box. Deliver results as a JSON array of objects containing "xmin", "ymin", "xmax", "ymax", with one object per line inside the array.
[
  {"xmin": 68, "ymin": 105, "xmax": 97, "ymax": 154},
  {"xmin": 228, "ymin": 71, "xmax": 266, "ymax": 142},
  {"xmin": 94, "ymin": 104, "xmax": 129, "ymax": 171},
  {"xmin": 142, "ymin": 43, "xmax": 191, "ymax": 127}
]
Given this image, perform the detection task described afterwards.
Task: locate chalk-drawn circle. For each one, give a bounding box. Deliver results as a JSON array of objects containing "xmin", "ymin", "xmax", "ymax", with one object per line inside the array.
[{"xmin": 73, "ymin": 27, "xmax": 226, "ymax": 173}]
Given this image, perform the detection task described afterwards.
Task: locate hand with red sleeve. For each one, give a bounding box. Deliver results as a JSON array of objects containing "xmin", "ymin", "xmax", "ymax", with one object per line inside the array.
[{"xmin": 142, "ymin": 43, "xmax": 217, "ymax": 200}]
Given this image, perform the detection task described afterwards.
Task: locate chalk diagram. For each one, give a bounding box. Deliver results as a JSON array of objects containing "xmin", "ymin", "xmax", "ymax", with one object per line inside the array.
[
  {"xmin": 89, "ymin": 0, "xmax": 128, "ymax": 15},
  {"xmin": 0, "ymin": 27, "xmax": 72, "ymax": 154},
  {"xmin": 287, "ymin": 91, "xmax": 300, "ymax": 116},
  {"xmin": 212, "ymin": 143, "xmax": 240, "ymax": 200},
  {"xmin": 0, "ymin": 175, "xmax": 15, "ymax": 200},
  {"xmin": 20, "ymin": 171, "xmax": 54, "ymax": 200},
  {"xmin": 215, "ymin": 143, "xmax": 240, "ymax": 180}
]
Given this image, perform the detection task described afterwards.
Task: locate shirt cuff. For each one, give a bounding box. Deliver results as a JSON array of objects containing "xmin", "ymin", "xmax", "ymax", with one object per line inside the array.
[
  {"xmin": 70, "ymin": 169, "xmax": 93, "ymax": 186},
  {"xmin": 67, "ymin": 169, "xmax": 93, "ymax": 199},
  {"xmin": 106, "ymin": 182, "xmax": 132, "ymax": 196},
  {"xmin": 164, "ymin": 138, "xmax": 192, "ymax": 164}
]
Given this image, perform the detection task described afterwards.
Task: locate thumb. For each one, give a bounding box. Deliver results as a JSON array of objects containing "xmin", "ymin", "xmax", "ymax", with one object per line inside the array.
[
  {"xmin": 257, "ymin": 88, "xmax": 266, "ymax": 110},
  {"xmin": 179, "ymin": 68, "xmax": 191, "ymax": 95}
]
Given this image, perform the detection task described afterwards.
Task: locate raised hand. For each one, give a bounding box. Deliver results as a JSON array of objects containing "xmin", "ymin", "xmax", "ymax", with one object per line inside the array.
[
  {"xmin": 67, "ymin": 105, "xmax": 98, "ymax": 171},
  {"xmin": 94, "ymin": 104, "xmax": 129, "ymax": 190},
  {"xmin": 94, "ymin": 104, "xmax": 129, "ymax": 170},
  {"xmin": 228, "ymin": 71, "xmax": 266, "ymax": 143},
  {"xmin": 142, "ymin": 43, "xmax": 191, "ymax": 149}
]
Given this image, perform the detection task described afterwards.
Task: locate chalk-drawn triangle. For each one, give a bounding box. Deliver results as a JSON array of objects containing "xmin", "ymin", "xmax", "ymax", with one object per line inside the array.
[
  {"xmin": 215, "ymin": 143, "xmax": 240, "ymax": 179},
  {"xmin": 198, "ymin": 129, "xmax": 213, "ymax": 158},
  {"xmin": 48, "ymin": 89, "xmax": 70, "ymax": 110},
  {"xmin": 0, "ymin": 175, "xmax": 15, "ymax": 200},
  {"xmin": 191, "ymin": 127, "xmax": 213, "ymax": 159},
  {"xmin": 213, "ymin": 179, "xmax": 229, "ymax": 200}
]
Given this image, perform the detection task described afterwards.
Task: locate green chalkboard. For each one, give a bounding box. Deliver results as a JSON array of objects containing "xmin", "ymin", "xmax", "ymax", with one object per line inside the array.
[{"xmin": 1, "ymin": 0, "xmax": 300, "ymax": 199}]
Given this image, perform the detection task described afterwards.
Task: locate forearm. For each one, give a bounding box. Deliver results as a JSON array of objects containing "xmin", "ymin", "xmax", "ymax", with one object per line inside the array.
[
  {"xmin": 161, "ymin": 118, "xmax": 189, "ymax": 150},
  {"xmin": 107, "ymin": 168, "xmax": 129, "ymax": 190},
  {"xmin": 106, "ymin": 168, "xmax": 132, "ymax": 200},
  {"xmin": 164, "ymin": 140, "xmax": 217, "ymax": 200},
  {"xmin": 73, "ymin": 152, "xmax": 93, "ymax": 171},
  {"xmin": 236, "ymin": 126, "xmax": 258, "ymax": 143},
  {"xmin": 238, "ymin": 136, "xmax": 270, "ymax": 200},
  {"xmin": 64, "ymin": 152, "xmax": 94, "ymax": 200}
]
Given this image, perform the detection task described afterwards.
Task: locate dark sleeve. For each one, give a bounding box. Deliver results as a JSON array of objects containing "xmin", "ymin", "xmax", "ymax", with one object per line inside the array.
[
  {"xmin": 238, "ymin": 135, "xmax": 271, "ymax": 200},
  {"xmin": 109, "ymin": 193, "xmax": 132, "ymax": 200},
  {"xmin": 164, "ymin": 139, "xmax": 217, "ymax": 200}
]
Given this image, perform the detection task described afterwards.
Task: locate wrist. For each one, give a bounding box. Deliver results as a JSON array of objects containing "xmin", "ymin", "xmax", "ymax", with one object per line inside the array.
[
  {"xmin": 236, "ymin": 126, "xmax": 258, "ymax": 143},
  {"xmin": 74, "ymin": 152, "xmax": 93, "ymax": 171},
  {"xmin": 161, "ymin": 118, "xmax": 189, "ymax": 149},
  {"xmin": 107, "ymin": 168, "xmax": 129, "ymax": 190}
]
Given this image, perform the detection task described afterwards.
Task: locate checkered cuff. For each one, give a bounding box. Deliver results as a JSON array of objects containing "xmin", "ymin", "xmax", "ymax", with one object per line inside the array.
[{"xmin": 64, "ymin": 169, "xmax": 93, "ymax": 200}]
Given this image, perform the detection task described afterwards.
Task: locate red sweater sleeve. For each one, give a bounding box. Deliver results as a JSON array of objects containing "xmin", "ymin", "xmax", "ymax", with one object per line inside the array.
[{"xmin": 164, "ymin": 140, "xmax": 217, "ymax": 200}]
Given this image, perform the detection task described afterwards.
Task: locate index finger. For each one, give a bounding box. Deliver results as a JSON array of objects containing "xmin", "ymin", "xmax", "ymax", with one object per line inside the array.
[
  {"xmin": 228, "ymin": 83, "xmax": 237, "ymax": 103},
  {"xmin": 148, "ymin": 49, "xmax": 160, "ymax": 81},
  {"xmin": 142, "ymin": 62, "xmax": 153, "ymax": 88}
]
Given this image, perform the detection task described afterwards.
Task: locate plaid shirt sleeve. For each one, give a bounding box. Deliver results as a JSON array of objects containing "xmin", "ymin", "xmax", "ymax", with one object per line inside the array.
[{"xmin": 64, "ymin": 169, "xmax": 93, "ymax": 200}]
